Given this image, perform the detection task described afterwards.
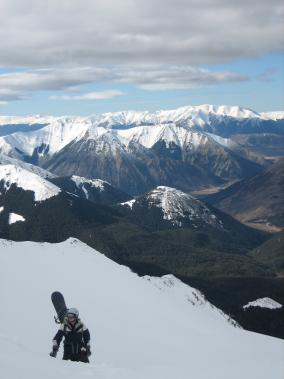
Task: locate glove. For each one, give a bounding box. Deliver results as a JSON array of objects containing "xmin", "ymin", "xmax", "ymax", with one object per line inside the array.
[
  {"xmin": 81, "ymin": 346, "xmax": 91, "ymax": 357},
  {"xmin": 49, "ymin": 346, "xmax": 58, "ymax": 358}
]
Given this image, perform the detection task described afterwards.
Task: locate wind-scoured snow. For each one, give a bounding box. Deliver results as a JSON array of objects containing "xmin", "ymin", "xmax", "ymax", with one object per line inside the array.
[
  {"xmin": 8, "ymin": 212, "xmax": 26, "ymax": 224},
  {"xmin": 243, "ymin": 298, "xmax": 283, "ymax": 310},
  {"xmin": 0, "ymin": 238, "xmax": 283, "ymax": 379},
  {"xmin": 144, "ymin": 186, "xmax": 223, "ymax": 227},
  {"xmin": 0, "ymin": 164, "xmax": 61, "ymax": 201}
]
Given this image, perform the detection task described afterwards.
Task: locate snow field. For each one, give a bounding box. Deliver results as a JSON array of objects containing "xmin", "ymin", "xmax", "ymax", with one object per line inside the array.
[{"xmin": 0, "ymin": 238, "xmax": 283, "ymax": 379}]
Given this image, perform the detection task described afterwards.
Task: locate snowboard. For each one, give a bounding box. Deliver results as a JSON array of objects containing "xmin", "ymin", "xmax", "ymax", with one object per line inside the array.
[{"xmin": 51, "ymin": 291, "xmax": 68, "ymax": 324}]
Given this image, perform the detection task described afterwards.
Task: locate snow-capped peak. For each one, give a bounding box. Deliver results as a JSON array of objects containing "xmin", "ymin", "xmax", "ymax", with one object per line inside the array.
[
  {"xmin": 260, "ymin": 111, "xmax": 284, "ymax": 120},
  {"xmin": 117, "ymin": 122, "xmax": 207, "ymax": 149},
  {"xmin": 141, "ymin": 186, "xmax": 223, "ymax": 228},
  {"xmin": 0, "ymin": 164, "xmax": 61, "ymax": 201},
  {"xmin": 0, "ymin": 104, "xmax": 281, "ymax": 164},
  {"xmin": 243, "ymin": 298, "xmax": 283, "ymax": 310},
  {"xmin": 98, "ymin": 104, "xmax": 262, "ymax": 130}
]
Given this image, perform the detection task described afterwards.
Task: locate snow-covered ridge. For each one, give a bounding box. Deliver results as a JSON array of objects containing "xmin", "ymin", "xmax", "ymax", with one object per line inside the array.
[
  {"xmin": 0, "ymin": 104, "xmax": 281, "ymax": 160},
  {"xmin": 0, "ymin": 164, "xmax": 61, "ymax": 201},
  {"xmin": 0, "ymin": 115, "xmax": 82, "ymax": 125},
  {"xmin": 0, "ymin": 153, "xmax": 56, "ymax": 179},
  {"xmin": 0, "ymin": 118, "xmax": 90, "ymax": 156},
  {"xmin": 98, "ymin": 104, "xmax": 263, "ymax": 128},
  {"xmin": 0, "ymin": 105, "xmax": 267, "ymax": 129},
  {"xmin": 243, "ymin": 297, "xmax": 283, "ymax": 310},
  {"xmin": 1, "ymin": 237, "xmax": 283, "ymax": 379},
  {"xmin": 144, "ymin": 275, "xmax": 239, "ymax": 326},
  {"xmin": 260, "ymin": 111, "xmax": 284, "ymax": 120},
  {"xmin": 117, "ymin": 123, "xmax": 208, "ymax": 149}
]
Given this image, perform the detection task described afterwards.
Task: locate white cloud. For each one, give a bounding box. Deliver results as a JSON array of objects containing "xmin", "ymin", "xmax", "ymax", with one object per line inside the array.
[
  {"xmin": 0, "ymin": 0, "xmax": 283, "ymax": 67},
  {"xmin": 0, "ymin": 66, "xmax": 248, "ymax": 102},
  {"xmin": 50, "ymin": 90, "xmax": 125, "ymax": 101}
]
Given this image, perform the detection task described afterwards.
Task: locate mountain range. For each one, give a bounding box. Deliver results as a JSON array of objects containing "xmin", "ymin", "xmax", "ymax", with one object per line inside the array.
[{"xmin": 1, "ymin": 104, "xmax": 283, "ymax": 195}]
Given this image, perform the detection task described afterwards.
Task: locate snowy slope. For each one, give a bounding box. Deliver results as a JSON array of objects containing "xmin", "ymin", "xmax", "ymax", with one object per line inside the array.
[
  {"xmin": 0, "ymin": 117, "xmax": 90, "ymax": 156},
  {"xmin": 117, "ymin": 123, "xmax": 209, "ymax": 149},
  {"xmin": 0, "ymin": 238, "xmax": 283, "ymax": 379},
  {"xmin": 0, "ymin": 153, "xmax": 56, "ymax": 179},
  {"xmin": 0, "ymin": 164, "xmax": 60, "ymax": 201}
]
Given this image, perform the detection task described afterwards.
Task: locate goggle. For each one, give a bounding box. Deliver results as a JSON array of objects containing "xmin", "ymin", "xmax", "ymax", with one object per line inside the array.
[{"xmin": 67, "ymin": 314, "xmax": 76, "ymax": 319}]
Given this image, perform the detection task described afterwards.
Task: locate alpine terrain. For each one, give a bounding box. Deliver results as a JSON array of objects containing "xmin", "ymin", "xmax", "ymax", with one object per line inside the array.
[{"xmin": 1, "ymin": 104, "xmax": 282, "ymax": 195}]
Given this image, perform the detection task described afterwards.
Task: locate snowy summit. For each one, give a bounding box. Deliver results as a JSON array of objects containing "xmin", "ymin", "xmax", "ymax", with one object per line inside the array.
[{"xmin": 127, "ymin": 186, "xmax": 224, "ymax": 228}]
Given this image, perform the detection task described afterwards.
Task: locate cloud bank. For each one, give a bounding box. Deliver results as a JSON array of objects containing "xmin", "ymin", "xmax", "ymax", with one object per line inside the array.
[{"xmin": 0, "ymin": 0, "xmax": 283, "ymax": 67}]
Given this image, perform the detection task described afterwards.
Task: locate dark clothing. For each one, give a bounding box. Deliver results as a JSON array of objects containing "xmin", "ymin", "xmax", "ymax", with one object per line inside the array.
[{"xmin": 52, "ymin": 319, "xmax": 91, "ymax": 363}]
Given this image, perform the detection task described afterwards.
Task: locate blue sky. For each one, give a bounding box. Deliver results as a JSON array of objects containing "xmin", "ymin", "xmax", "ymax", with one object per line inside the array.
[{"xmin": 0, "ymin": 1, "xmax": 283, "ymax": 115}]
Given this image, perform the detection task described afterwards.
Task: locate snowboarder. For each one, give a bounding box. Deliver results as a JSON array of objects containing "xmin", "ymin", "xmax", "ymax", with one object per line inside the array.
[{"xmin": 50, "ymin": 307, "xmax": 91, "ymax": 362}]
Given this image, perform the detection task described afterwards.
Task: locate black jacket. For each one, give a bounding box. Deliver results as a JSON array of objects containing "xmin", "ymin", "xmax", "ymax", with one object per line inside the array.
[{"xmin": 52, "ymin": 319, "xmax": 90, "ymax": 360}]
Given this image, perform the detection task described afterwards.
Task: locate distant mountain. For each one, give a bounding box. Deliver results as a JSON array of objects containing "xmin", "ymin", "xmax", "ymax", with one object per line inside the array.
[
  {"xmin": 0, "ymin": 164, "xmax": 60, "ymax": 201},
  {"xmin": 204, "ymin": 158, "xmax": 284, "ymax": 231},
  {"xmin": 1, "ymin": 104, "xmax": 279, "ymax": 195},
  {"xmin": 50, "ymin": 175, "xmax": 132, "ymax": 205},
  {"xmin": 120, "ymin": 186, "xmax": 224, "ymax": 229}
]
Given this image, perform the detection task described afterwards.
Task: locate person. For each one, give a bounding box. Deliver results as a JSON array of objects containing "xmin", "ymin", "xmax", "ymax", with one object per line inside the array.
[{"xmin": 50, "ymin": 307, "xmax": 91, "ymax": 362}]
